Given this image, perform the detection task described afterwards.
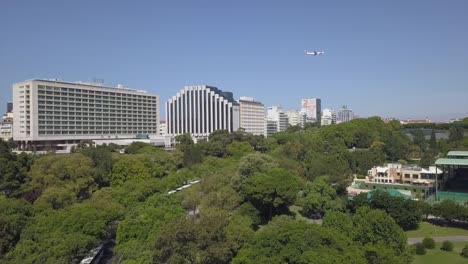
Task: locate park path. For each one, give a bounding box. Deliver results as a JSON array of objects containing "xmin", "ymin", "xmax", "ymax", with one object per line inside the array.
[{"xmin": 408, "ymin": 236, "xmax": 468, "ymax": 244}]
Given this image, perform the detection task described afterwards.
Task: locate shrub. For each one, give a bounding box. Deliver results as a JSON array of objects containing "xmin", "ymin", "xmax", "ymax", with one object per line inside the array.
[
  {"xmin": 422, "ymin": 237, "xmax": 435, "ymax": 249},
  {"xmin": 440, "ymin": 241, "xmax": 453, "ymax": 251},
  {"xmin": 461, "ymin": 245, "xmax": 468, "ymax": 258},
  {"xmin": 415, "ymin": 243, "xmax": 426, "ymax": 255}
]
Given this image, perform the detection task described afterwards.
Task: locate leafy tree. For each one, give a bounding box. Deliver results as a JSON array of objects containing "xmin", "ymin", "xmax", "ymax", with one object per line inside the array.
[
  {"xmin": 364, "ymin": 242, "xmax": 413, "ymax": 264},
  {"xmin": 420, "ymin": 150, "xmax": 436, "ymax": 167},
  {"xmin": 432, "ymin": 199, "xmax": 463, "ymax": 222},
  {"xmin": 124, "ymin": 142, "xmax": 155, "ymax": 154},
  {"xmin": 241, "ymin": 168, "xmax": 301, "ymax": 220},
  {"xmin": 412, "ymin": 129, "xmax": 427, "ymax": 151},
  {"xmin": 154, "ymin": 209, "xmax": 249, "ymax": 264},
  {"xmin": 461, "ymin": 245, "xmax": 468, "ymax": 258},
  {"xmin": 299, "ymin": 176, "xmax": 344, "ymax": 218},
  {"xmin": 183, "ymin": 144, "xmax": 203, "ymax": 167},
  {"xmin": 238, "ymin": 153, "xmax": 277, "ymax": 179},
  {"xmin": 449, "ymin": 124, "xmax": 464, "ymax": 142},
  {"xmin": 0, "ymin": 140, "xmax": 31, "ymax": 196},
  {"xmin": 441, "ymin": 240, "xmax": 453, "ymax": 251},
  {"xmin": 232, "ymin": 216, "xmax": 367, "ymax": 264},
  {"xmin": 349, "ymin": 149, "xmax": 382, "ymax": 175},
  {"xmin": 110, "ymin": 155, "xmax": 151, "ymax": 186},
  {"xmin": 353, "ymin": 129, "xmax": 373, "ymax": 148},
  {"xmin": 227, "ymin": 141, "xmax": 254, "ymax": 158},
  {"xmin": 175, "ymin": 133, "xmax": 194, "ymax": 152},
  {"xmin": 236, "ymin": 202, "xmax": 262, "ymax": 227},
  {"xmin": 367, "ymin": 190, "xmax": 422, "ymax": 230},
  {"xmin": 22, "ymin": 154, "xmax": 96, "ymax": 205},
  {"xmin": 422, "ymin": 237, "xmax": 435, "ymax": 249},
  {"xmin": 209, "ymin": 129, "xmax": 234, "ymax": 146},
  {"xmin": 81, "ymin": 145, "xmax": 113, "ymax": 186},
  {"xmin": 322, "ymin": 211, "xmax": 353, "ymax": 237},
  {"xmin": 352, "ymin": 207, "xmax": 407, "ymax": 255},
  {"xmin": 414, "ymin": 243, "xmax": 426, "ymax": 255},
  {"xmin": 199, "ymin": 140, "xmax": 225, "ymax": 157},
  {"xmin": 429, "ymin": 129, "xmax": 437, "ymax": 149},
  {"xmin": 5, "ymin": 194, "xmax": 124, "ymax": 263},
  {"xmin": 115, "ymin": 194, "xmax": 185, "ymax": 263},
  {"xmin": 0, "ymin": 196, "xmax": 32, "ymax": 257}
]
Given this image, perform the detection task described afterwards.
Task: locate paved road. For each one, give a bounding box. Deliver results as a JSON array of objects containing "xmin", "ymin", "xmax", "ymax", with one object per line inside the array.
[{"xmin": 408, "ymin": 236, "xmax": 468, "ymax": 244}]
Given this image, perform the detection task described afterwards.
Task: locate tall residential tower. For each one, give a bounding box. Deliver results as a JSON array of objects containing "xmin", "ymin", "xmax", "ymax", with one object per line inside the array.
[{"xmin": 301, "ymin": 98, "xmax": 321, "ymax": 124}]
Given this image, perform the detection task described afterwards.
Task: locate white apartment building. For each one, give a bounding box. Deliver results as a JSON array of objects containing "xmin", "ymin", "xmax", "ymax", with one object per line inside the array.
[
  {"xmin": 287, "ymin": 110, "xmax": 307, "ymax": 128},
  {"xmin": 301, "ymin": 98, "xmax": 321, "ymax": 124},
  {"xmin": 238, "ymin": 97, "xmax": 265, "ymax": 136},
  {"xmin": 13, "ymin": 79, "xmax": 159, "ymax": 151},
  {"xmin": 265, "ymin": 106, "xmax": 288, "ymax": 137},
  {"xmin": 337, "ymin": 105, "xmax": 354, "ymax": 123},
  {"xmin": 166, "ymin": 85, "xmax": 240, "ymax": 138},
  {"xmin": 0, "ymin": 123, "xmax": 13, "ymax": 141},
  {"xmin": 321, "ymin": 108, "xmax": 336, "ymax": 126},
  {"xmin": 159, "ymin": 121, "xmax": 166, "ymax": 136}
]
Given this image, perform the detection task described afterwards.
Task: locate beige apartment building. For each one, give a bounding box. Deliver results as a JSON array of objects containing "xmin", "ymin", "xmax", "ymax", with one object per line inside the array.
[
  {"xmin": 368, "ymin": 163, "xmax": 443, "ymax": 186},
  {"xmin": 239, "ymin": 97, "xmax": 265, "ymax": 136}
]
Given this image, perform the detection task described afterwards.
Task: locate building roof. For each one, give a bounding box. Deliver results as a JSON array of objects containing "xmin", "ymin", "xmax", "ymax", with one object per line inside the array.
[
  {"xmin": 447, "ymin": 151, "xmax": 468, "ymax": 158},
  {"xmin": 376, "ymin": 167, "xmax": 388, "ymax": 173},
  {"xmin": 17, "ymin": 79, "xmax": 154, "ymax": 95},
  {"xmin": 435, "ymin": 158, "xmax": 468, "ymax": 166},
  {"xmin": 421, "ymin": 166, "xmax": 444, "ymax": 174}
]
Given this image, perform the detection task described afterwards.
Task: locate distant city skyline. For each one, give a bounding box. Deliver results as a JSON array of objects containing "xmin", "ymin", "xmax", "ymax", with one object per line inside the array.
[{"xmin": 1, "ymin": 1, "xmax": 467, "ymax": 122}]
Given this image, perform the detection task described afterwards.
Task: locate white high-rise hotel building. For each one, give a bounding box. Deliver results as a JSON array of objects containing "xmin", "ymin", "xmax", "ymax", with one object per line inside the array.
[
  {"xmin": 13, "ymin": 79, "xmax": 159, "ymax": 151},
  {"xmin": 166, "ymin": 86, "xmax": 240, "ymax": 138}
]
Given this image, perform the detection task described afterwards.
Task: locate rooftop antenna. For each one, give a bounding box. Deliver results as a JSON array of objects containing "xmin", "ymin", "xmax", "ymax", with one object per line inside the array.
[{"xmin": 93, "ymin": 78, "xmax": 104, "ymax": 84}]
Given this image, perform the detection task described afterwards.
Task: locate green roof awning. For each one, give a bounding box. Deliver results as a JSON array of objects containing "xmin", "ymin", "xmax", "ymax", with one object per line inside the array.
[
  {"xmin": 447, "ymin": 151, "xmax": 468, "ymax": 158},
  {"xmin": 435, "ymin": 158, "xmax": 468, "ymax": 166}
]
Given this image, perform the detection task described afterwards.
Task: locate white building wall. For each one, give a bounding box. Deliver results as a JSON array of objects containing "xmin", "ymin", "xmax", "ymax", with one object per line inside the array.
[{"xmin": 166, "ymin": 85, "xmax": 239, "ymax": 138}]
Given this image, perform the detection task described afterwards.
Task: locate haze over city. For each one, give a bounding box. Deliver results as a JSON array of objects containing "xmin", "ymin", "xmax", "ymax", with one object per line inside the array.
[{"xmin": 1, "ymin": 0, "xmax": 467, "ymax": 121}]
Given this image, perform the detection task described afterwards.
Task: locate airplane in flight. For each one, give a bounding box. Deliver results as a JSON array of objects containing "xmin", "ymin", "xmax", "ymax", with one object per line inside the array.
[{"xmin": 304, "ymin": 50, "xmax": 325, "ymax": 56}]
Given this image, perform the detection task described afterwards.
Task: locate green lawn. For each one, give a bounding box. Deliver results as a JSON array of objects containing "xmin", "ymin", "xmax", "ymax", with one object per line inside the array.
[
  {"xmin": 413, "ymin": 242, "xmax": 468, "ymax": 264},
  {"xmin": 406, "ymin": 222, "xmax": 468, "ymax": 237}
]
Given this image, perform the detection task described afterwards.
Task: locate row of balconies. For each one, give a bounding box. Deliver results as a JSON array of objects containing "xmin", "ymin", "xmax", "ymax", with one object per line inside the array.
[
  {"xmin": 38, "ymin": 131, "xmax": 157, "ymax": 135},
  {"xmin": 37, "ymin": 94, "xmax": 156, "ymax": 102},
  {"xmin": 38, "ymin": 87, "xmax": 155, "ymax": 98}
]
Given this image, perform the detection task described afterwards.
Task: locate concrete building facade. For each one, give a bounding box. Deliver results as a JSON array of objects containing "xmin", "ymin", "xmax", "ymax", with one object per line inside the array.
[
  {"xmin": 159, "ymin": 121, "xmax": 166, "ymax": 136},
  {"xmin": 337, "ymin": 105, "xmax": 354, "ymax": 123},
  {"xmin": 287, "ymin": 110, "xmax": 307, "ymax": 128},
  {"xmin": 301, "ymin": 98, "xmax": 321, "ymax": 124},
  {"xmin": 367, "ymin": 163, "xmax": 443, "ymax": 185},
  {"xmin": 265, "ymin": 106, "xmax": 288, "ymax": 137},
  {"xmin": 13, "ymin": 79, "xmax": 159, "ymax": 151},
  {"xmin": 321, "ymin": 108, "xmax": 336, "ymax": 126},
  {"xmin": 0, "ymin": 123, "xmax": 13, "ymax": 141},
  {"xmin": 238, "ymin": 97, "xmax": 265, "ymax": 136},
  {"xmin": 166, "ymin": 85, "xmax": 240, "ymax": 138}
]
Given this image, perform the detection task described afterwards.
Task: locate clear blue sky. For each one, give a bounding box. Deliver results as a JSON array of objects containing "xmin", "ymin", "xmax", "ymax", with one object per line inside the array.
[{"xmin": 1, "ymin": 0, "xmax": 467, "ymax": 121}]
